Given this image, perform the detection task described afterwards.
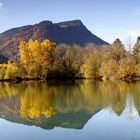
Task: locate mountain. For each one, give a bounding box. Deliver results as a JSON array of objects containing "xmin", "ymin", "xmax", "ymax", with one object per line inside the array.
[
  {"xmin": 0, "ymin": 20, "xmax": 108, "ymax": 58},
  {"xmin": 0, "ymin": 55, "xmax": 8, "ymax": 63}
]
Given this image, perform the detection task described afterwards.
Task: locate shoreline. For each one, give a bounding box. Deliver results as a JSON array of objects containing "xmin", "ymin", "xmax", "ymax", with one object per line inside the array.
[{"xmin": 1, "ymin": 76, "xmax": 140, "ymax": 83}]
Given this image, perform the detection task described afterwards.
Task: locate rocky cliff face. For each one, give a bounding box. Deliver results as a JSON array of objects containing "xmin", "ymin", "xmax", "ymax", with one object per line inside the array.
[{"xmin": 0, "ymin": 20, "xmax": 108, "ymax": 58}]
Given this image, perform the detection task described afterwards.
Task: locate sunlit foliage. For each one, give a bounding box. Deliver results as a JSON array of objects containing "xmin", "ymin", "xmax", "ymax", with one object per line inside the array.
[
  {"xmin": 19, "ymin": 39, "xmax": 56, "ymax": 78},
  {"xmin": 0, "ymin": 37, "xmax": 140, "ymax": 81}
]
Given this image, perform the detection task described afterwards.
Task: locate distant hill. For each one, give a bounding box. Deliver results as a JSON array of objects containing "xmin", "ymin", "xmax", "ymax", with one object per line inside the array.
[{"xmin": 0, "ymin": 20, "xmax": 108, "ymax": 58}]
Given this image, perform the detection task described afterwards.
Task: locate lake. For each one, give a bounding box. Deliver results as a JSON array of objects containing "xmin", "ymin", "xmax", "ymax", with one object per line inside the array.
[{"xmin": 0, "ymin": 80, "xmax": 140, "ymax": 140}]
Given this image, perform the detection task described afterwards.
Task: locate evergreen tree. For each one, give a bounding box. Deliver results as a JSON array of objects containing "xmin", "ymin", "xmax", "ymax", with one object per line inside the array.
[
  {"xmin": 133, "ymin": 36, "xmax": 140, "ymax": 64},
  {"xmin": 112, "ymin": 38, "xmax": 126, "ymax": 61}
]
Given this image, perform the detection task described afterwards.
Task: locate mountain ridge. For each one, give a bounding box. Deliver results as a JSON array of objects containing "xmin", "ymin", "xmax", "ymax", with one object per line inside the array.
[{"xmin": 0, "ymin": 19, "xmax": 108, "ymax": 58}]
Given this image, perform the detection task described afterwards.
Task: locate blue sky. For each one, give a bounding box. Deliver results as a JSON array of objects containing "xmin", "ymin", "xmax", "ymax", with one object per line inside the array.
[{"xmin": 0, "ymin": 0, "xmax": 140, "ymax": 44}]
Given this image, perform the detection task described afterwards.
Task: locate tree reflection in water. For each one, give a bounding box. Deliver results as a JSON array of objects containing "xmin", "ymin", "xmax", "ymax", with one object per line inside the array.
[{"xmin": 0, "ymin": 80, "xmax": 139, "ymax": 129}]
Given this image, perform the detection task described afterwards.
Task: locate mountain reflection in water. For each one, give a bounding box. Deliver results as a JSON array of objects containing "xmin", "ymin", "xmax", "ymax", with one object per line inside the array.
[{"xmin": 0, "ymin": 80, "xmax": 139, "ymax": 130}]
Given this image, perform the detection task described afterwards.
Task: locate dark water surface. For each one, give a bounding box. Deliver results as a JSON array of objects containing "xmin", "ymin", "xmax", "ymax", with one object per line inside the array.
[{"xmin": 0, "ymin": 80, "xmax": 140, "ymax": 140}]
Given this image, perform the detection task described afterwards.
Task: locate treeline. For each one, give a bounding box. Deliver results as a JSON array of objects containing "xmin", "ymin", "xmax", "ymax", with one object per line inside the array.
[{"xmin": 1, "ymin": 37, "xmax": 140, "ymax": 81}]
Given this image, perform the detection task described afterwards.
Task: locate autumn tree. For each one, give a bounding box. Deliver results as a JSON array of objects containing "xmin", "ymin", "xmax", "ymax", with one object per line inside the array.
[
  {"xmin": 19, "ymin": 39, "xmax": 56, "ymax": 78},
  {"xmin": 19, "ymin": 41, "xmax": 30, "ymax": 65},
  {"xmin": 0, "ymin": 65, "xmax": 6, "ymax": 80},
  {"xmin": 133, "ymin": 36, "xmax": 140, "ymax": 64},
  {"xmin": 1, "ymin": 37, "xmax": 139, "ymax": 81},
  {"xmin": 4, "ymin": 61, "xmax": 19, "ymax": 80},
  {"xmin": 52, "ymin": 44, "xmax": 83, "ymax": 78},
  {"xmin": 99, "ymin": 59, "xmax": 118, "ymax": 80},
  {"xmin": 80, "ymin": 45, "xmax": 102, "ymax": 79},
  {"xmin": 117, "ymin": 57, "xmax": 137, "ymax": 80},
  {"xmin": 111, "ymin": 38, "xmax": 126, "ymax": 62}
]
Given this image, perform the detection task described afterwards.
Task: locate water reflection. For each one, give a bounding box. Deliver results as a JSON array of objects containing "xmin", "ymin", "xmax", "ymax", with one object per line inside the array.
[{"xmin": 0, "ymin": 80, "xmax": 140, "ymax": 130}]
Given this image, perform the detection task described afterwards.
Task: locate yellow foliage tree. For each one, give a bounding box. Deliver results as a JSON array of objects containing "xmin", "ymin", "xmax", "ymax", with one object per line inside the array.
[
  {"xmin": 4, "ymin": 61, "xmax": 19, "ymax": 80},
  {"xmin": 19, "ymin": 39, "xmax": 56, "ymax": 78},
  {"xmin": 19, "ymin": 41, "xmax": 30, "ymax": 65}
]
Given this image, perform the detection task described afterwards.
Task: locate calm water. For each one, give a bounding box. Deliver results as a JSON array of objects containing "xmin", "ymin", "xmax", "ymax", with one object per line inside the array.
[{"xmin": 0, "ymin": 80, "xmax": 140, "ymax": 140}]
